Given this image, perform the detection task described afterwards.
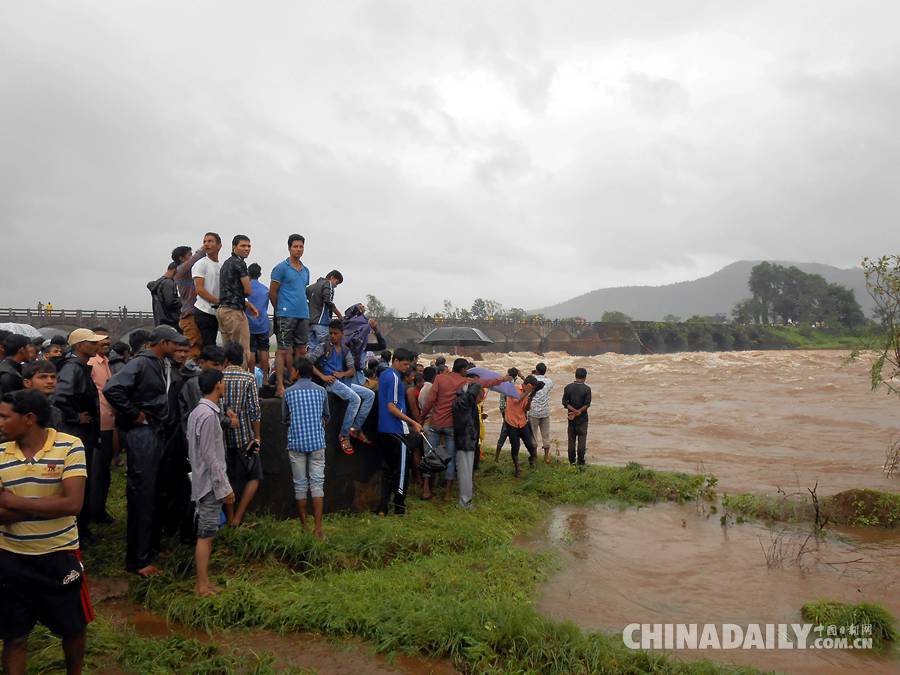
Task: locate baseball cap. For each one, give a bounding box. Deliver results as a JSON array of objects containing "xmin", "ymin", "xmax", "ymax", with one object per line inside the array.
[
  {"xmin": 67, "ymin": 328, "xmax": 107, "ymax": 346},
  {"xmin": 150, "ymin": 325, "xmax": 190, "ymax": 346}
]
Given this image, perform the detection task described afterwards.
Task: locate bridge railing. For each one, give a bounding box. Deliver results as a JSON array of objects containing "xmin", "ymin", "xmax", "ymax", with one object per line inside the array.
[{"xmin": 0, "ymin": 308, "xmax": 155, "ymax": 321}]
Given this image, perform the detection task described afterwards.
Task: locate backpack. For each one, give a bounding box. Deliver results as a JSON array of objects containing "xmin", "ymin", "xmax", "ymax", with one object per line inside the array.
[{"xmin": 452, "ymin": 382, "xmax": 482, "ymax": 454}]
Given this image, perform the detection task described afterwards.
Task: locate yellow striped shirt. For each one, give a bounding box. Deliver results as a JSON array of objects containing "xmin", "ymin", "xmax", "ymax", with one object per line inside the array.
[{"xmin": 0, "ymin": 429, "xmax": 86, "ymax": 554}]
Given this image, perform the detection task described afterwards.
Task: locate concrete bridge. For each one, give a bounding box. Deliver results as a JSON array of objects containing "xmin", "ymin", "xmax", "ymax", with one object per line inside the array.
[{"xmin": 0, "ymin": 308, "xmax": 640, "ymax": 355}]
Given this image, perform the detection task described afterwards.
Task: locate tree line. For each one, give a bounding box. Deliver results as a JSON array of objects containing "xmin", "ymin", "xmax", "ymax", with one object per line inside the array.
[{"xmin": 732, "ymin": 262, "xmax": 865, "ymax": 327}]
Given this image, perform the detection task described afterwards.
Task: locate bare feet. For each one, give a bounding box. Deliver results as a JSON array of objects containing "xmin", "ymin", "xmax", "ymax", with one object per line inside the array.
[
  {"xmin": 194, "ymin": 584, "xmax": 221, "ymax": 597},
  {"xmin": 136, "ymin": 564, "xmax": 162, "ymax": 578},
  {"xmin": 313, "ymin": 527, "xmax": 324, "ymax": 540}
]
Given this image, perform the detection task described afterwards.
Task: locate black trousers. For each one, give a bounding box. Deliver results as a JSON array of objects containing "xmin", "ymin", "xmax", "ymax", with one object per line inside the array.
[
  {"xmin": 567, "ymin": 417, "xmax": 589, "ymax": 465},
  {"xmin": 125, "ymin": 425, "xmax": 164, "ymax": 571},
  {"xmin": 507, "ymin": 424, "xmax": 536, "ymax": 464},
  {"xmin": 496, "ymin": 421, "xmax": 509, "ymax": 450},
  {"xmin": 60, "ymin": 423, "xmax": 96, "ymax": 529},
  {"xmin": 194, "ymin": 310, "xmax": 219, "ymax": 347},
  {"xmin": 89, "ymin": 430, "xmax": 114, "ymax": 520},
  {"xmin": 378, "ymin": 433, "xmax": 409, "ymax": 515},
  {"xmin": 159, "ymin": 428, "xmax": 192, "ymax": 540}
]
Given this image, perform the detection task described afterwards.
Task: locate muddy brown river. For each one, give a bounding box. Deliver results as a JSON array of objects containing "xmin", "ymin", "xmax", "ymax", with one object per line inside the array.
[{"xmin": 465, "ymin": 349, "xmax": 900, "ymax": 673}]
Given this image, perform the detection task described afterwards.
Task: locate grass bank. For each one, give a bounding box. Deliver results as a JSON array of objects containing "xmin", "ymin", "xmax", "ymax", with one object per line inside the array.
[
  {"xmin": 801, "ymin": 601, "xmax": 897, "ymax": 649},
  {"xmin": 27, "ymin": 618, "xmax": 302, "ymax": 674},
  {"xmin": 722, "ymin": 488, "xmax": 900, "ymax": 528},
  {"xmin": 66, "ymin": 460, "xmax": 755, "ymax": 674}
]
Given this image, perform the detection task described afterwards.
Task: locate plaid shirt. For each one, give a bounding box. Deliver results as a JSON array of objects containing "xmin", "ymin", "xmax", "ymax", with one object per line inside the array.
[
  {"xmin": 222, "ymin": 366, "xmax": 261, "ymax": 449},
  {"xmin": 282, "ymin": 378, "xmax": 330, "ymax": 453}
]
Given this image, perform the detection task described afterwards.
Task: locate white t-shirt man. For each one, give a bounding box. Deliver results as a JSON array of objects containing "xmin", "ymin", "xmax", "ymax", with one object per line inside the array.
[{"xmin": 191, "ymin": 257, "xmax": 221, "ymax": 315}]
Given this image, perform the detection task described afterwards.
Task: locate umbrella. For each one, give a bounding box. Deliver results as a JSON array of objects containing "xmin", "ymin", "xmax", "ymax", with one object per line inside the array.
[
  {"xmin": 0, "ymin": 322, "xmax": 42, "ymax": 339},
  {"xmin": 38, "ymin": 326, "xmax": 70, "ymax": 341},
  {"xmin": 466, "ymin": 366, "xmax": 522, "ymax": 400},
  {"xmin": 419, "ymin": 326, "xmax": 494, "ymax": 347}
]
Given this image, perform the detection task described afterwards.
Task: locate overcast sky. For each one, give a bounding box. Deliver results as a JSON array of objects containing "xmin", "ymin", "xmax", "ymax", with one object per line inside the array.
[{"xmin": 2, "ymin": 1, "xmax": 899, "ymax": 315}]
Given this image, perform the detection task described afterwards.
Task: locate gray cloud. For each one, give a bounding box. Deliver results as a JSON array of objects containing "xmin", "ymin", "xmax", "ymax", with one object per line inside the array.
[{"xmin": 1, "ymin": 1, "xmax": 900, "ymax": 316}]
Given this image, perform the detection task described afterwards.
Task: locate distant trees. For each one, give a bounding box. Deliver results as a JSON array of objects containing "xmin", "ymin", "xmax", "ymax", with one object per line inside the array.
[
  {"xmin": 733, "ymin": 263, "xmax": 865, "ymax": 328},
  {"xmin": 364, "ymin": 294, "xmax": 394, "ymax": 318},
  {"xmin": 600, "ymin": 310, "xmax": 632, "ymax": 322}
]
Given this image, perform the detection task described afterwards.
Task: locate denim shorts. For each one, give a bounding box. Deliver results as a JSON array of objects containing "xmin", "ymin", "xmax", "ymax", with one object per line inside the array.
[
  {"xmin": 196, "ymin": 492, "xmax": 224, "ymax": 539},
  {"xmin": 289, "ymin": 450, "xmax": 325, "ymax": 499}
]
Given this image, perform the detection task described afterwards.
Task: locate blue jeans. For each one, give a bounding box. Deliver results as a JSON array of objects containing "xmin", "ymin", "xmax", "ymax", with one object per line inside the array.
[
  {"xmin": 327, "ymin": 379, "xmax": 375, "ymax": 437},
  {"xmin": 308, "ymin": 323, "xmax": 329, "ymax": 352},
  {"xmin": 426, "ymin": 426, "xmax": 456, "ymax": 480}
]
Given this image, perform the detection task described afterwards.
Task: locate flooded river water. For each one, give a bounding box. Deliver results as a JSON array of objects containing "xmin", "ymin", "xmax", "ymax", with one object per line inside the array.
[
  {"xmin": 475, "ymin": 349, "xmax": 899, "ymax": 496},
  {"xmin": 465, "ymin": 349, "xmax": 900, "ymax": 673}
]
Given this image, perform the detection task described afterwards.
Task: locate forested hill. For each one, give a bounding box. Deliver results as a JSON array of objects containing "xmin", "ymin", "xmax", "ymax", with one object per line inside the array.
[{"xmin": 532, "ymin": 261, "xmax": 872, "ymax": 321}]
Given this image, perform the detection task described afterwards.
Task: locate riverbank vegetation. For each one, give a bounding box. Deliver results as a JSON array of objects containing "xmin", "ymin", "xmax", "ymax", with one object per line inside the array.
[
  {"xmin": 37, "ymin": 462, "xmax": 766, "ymax": 674},
  {"xmin": 801, "ymin": 601, "xmax": 897, "ymax": 649},
  {"xmin": 722, "ymin": 488, "xmax": 900, "ymax": 528}
]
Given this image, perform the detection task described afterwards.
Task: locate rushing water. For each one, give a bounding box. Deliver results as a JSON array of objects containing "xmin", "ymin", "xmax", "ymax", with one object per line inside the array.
[
  {"xmin": 461, "ymin": 349, "xmax": 900, "ymax": 673},
  {"xmin": 475, "ymin": 350, "xmax": 899, "ymax": 496}
]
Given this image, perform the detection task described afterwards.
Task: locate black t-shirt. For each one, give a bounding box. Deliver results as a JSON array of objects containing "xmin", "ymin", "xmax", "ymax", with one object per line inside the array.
[
  {"xmin": 562, "ymin": 382, "xmax": 592, "ymax": 418},
  {"xmin": 218, "ymin": 254, "xmax": 249, "ymax": 310}
]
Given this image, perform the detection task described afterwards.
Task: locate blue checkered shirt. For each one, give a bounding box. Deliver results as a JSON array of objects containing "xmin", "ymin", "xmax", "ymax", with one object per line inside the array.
[
  {"xmin": 282, "ymin": 378, "xmax": 330, "ymax": 453},
  {"xmin": 222, "ymin": 366, "xmax": 261, "ymax": 450}
]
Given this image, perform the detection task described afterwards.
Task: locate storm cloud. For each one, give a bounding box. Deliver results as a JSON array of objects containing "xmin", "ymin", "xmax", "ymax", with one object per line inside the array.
[{"xmin": 1, "ymin": 1, "xmax": 898, "ymax": 314}]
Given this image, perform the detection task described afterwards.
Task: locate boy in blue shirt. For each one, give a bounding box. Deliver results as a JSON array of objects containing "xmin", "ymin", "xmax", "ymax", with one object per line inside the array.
[
  {"xmin": 376, "ymin": 348, "xmax": 421, "ymax": 516},
  {"xmin": 282, "ymin": 358, "xmax": 329, "ymax": 539},
  {"xmin": 245, "ymin": 263, "xmax": 271, "ymax": 381},
  {"xmin": 269, "ymin": 234, "xmax": 310, "ymax": 397},
  {"xmin": 308, "ymin": 319, "xmax": 375, "ymax": 454}
]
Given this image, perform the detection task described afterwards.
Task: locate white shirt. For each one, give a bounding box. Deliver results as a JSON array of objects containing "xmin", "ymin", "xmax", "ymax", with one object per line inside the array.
[
  {"xmin": 528, "ymin": 375, "xmax": 554, "ymax": 419},
  {"xmin": 192, "ymin": 256, "xmax": 221, "ymax": 315}
]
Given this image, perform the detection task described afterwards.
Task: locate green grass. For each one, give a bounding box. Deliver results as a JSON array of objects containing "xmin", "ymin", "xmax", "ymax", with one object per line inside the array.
[
  {"xmin": 801, "ymin": 601, "xmax": 897, "ymax": 649},
  {"xmin": 765, "ymin": 326, "xmax": 870, "ymax": 350},
  {"xmin": 722, "ymin": 488, "xmax": 900, "ymax": 528},
  {"xmin": 104, "ymin": 461, "xmax": 752, "ymax": 674},
  {"xmin": 25, "ymin": 618, "xmax": 309, "ymax": 674}
]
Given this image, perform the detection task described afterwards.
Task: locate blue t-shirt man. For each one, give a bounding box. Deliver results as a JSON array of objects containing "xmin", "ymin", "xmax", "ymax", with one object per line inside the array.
[
  {"xmin": 377, "ymin": 367, "xmax": 408, "ymax": 434},
  {"xmin": 271, "ymin": 259, "xmax": 310, "ymax": 319},
  {"xmin": 247, "ymin": 279, "xmax": 271, "ymax": 335},
  {"xmin": 322, "ymin": 346, "xmax": 346, "ymax": 377}
]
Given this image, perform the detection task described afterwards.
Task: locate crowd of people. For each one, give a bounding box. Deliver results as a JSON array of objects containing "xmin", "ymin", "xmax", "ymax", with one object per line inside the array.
[{"xmin": 0, "ymin": 230, "xmax": 593, "ymax": 674}]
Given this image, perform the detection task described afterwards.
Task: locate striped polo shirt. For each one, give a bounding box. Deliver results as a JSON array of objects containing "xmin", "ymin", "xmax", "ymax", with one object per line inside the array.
[{"xmin": 0, "ymin": 430, "xmax": 87, "ymax": 554}]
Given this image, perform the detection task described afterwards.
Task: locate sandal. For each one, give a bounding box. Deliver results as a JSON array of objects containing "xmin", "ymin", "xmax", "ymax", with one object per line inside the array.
[
  {"xmin": 349, "ymin": 428, "xmax": 372, "ymax": 444},
  {"xmin": 340, "ymin": 435, "xmax": 355, "ymax": 455}
]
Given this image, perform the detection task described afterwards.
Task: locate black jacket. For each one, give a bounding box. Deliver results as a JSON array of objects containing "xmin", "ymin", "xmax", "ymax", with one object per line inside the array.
[
  {"xmin": 52, "ymin": 353, "xmax": 100, "ymax": 446},
  {"xmin": 103, "ymin": 350, "xmax": 169, "ymax": 428},
  {"xmin": 147, "ymin": 276, "xmax": 181, "ymax": 328},
  {"xmin": 452, "ymin": 382, "xmax": 483, "ymax": 453},
  {"xmin": 109, "ymin": 351, "xmax": 128, "ymax": 375},
  {"xmin": 0, "ymin": 358, "xmax": 24, "ymax": 395}
]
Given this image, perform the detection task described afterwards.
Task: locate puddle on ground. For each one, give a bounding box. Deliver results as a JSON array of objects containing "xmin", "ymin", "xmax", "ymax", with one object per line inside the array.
[{"xmin": 533, "ymin": 502, "xmax": 900, "ymax": 674}]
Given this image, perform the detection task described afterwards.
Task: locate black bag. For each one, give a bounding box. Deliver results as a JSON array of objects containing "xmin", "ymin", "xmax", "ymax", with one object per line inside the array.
[{"xmin": 418, "ymin": 432, "xmax": 452, "ymax": 475}]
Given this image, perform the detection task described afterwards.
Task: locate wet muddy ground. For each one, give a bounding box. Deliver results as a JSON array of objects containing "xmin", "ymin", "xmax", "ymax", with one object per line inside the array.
[{"xmin": 89, "ymin": 578, "xmax": 456, "ymax": 675}]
